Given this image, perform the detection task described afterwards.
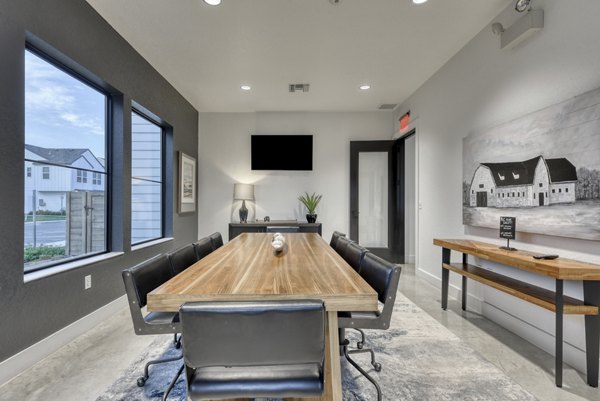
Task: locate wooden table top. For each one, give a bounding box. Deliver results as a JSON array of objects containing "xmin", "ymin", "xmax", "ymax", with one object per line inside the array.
[
  {"xmin": 147, "ymin": 233, "xmax": 378, "ymax": 312},
  {"xmin": 433, "ymin": 238, "xmax": 600, "ymax": 280}
]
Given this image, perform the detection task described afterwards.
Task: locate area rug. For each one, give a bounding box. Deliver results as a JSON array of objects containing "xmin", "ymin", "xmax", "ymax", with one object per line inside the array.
[{"xmin": 96, "ymin": 292, "xmax": 538, "ymax": 401}]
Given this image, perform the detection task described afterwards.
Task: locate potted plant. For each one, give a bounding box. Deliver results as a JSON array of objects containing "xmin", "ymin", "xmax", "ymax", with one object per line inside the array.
[{"xmin": 298, "ymin": 192, "xmax": 322, "ymax": 223}]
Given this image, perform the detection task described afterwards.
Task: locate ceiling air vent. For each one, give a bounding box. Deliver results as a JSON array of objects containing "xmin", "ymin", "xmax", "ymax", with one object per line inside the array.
[
  {"xmin": 378, "ymin": 104, "xmax": 398, "ymax": 110},
  {"xmin": 289, "ymin": 84, "xmax": 310, "ymax": 93}
]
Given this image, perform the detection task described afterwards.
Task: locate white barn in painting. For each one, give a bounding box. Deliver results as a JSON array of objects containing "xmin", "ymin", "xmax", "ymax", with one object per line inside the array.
[{"xmin": 469, "ymin": 156, "xmax": 577, "ymax": 208}]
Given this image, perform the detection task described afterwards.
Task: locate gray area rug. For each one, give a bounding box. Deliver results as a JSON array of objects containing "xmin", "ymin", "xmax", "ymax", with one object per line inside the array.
[{"xmin": 96, "ymin": 293, "xmax": 538, "ymax": 401}]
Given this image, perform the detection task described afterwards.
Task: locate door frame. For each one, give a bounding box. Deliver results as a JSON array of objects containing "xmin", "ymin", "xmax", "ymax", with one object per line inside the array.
[{"xmin": 349, "ymin": 139, "xmax": 399, "ymax": 262}]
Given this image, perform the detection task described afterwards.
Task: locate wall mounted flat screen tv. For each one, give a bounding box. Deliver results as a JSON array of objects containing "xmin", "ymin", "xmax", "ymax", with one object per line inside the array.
[{"xmin": 251, "ymin": 135, "xmax": 313, "ymax": 171}]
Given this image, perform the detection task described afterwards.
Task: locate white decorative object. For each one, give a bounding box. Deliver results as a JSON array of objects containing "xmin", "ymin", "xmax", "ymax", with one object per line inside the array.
[{"xmin": 272, "ymin": 233, "xmax": 286, "ymax": 252}]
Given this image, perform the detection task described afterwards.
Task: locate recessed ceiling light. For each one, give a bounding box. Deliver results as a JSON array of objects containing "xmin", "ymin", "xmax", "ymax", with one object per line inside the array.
[
  {"xmin": 412, "ymin": 0, "xmax": 428, "ymax": 4},
  {"xmin": 359, "ymin": 85, "xmax": 371, "ymax": 90},
  {"xmin": 241, "ymin": 85, "xmax": 251, "ymax": 91},
  {"xmin": 204, "ymin": 0, "xmax": 221, "ymax": 5}
]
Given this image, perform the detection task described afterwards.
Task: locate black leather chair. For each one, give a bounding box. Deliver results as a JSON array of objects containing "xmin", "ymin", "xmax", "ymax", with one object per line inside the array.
[
  {"xmin": 334, "ymin": 236, "xmax": 352, "ymax": 257},
  {"xmin": 168, "ymin": 244, "xmax": 198, "ymax": 276},
  {"xmin": 330, "ymin": 230, "xmax": 346, "ymax": 248},
  {"xmin": 209, "ymin": 232, "xmax": 223, "ymax": 250},
  {"xmin": 339, "ymin": 253, "xmax": 402, "ymax": 401},
  {"xmin": 193, "ymin": 237, "xmax": 214, "ymax": 260},
  {"xmin": 122, "ymin": 255, "xmax": 182, "ymax": 396},
  {"xmin": 343, "ymin": 242, "xmax": 368, "ymax": 273},
  {"xmin": 178, "ymin": 300, "xmax": 326, "ymax": 400}
]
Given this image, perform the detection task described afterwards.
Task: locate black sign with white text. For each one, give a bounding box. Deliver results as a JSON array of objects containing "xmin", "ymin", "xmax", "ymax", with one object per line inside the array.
[{"xmin": 499, "ymin": 216, "xmax": 516, "ymax": 240}]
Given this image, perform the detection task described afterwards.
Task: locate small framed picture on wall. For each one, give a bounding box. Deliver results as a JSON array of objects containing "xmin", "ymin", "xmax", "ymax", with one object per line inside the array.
[{"xmin": 178, "ymin": 151, "xmax": 196, "ymax": 214}]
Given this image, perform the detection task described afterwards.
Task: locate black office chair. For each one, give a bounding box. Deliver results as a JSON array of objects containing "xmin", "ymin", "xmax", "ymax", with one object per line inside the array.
[
  {"xmin": 209, "ymin": 232, "xmax": 223, "ymax": 250},
  {"xmin": 121, "ymin": 255, "xmax": 182, "ymax": 396},
  {"xmin": 168, "ymin": 244, "xmax": 198, "ymax": 276},
  {"xmin": 266, "ymin": 226, "xmax": 300, "ymax": 233},
  {"xmin": 178, "ymin": 300, "xmax": 326, "ymax": 400},
  {"xmin": 193, "ymin": 237, "xmax": 214, "ymax": 260},
  {"xmin": 330, "ymin": 230, "xmax": 346, "ymax": 248},
  {"xmin": 338, "ymin": 253, "xmax": 402, "ymax": 401},
  {"xmin": 343, "ymin": 242, "xmax": 368, "ymax": 273},
  {"xmin": 334, "ymin": 236, "xmax": 352, "ymax": 257}
]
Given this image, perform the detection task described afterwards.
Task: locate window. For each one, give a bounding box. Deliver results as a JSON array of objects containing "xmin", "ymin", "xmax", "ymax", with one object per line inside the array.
[
  {"xmin": 502, "ymin": 193, "xmax": 505, "ymax": 198},
  {"xmin": 566, "ymin": 188, "xmax": 569, "ymax": 193},
  {"xmin": 523, "ymin": 192, "xmax": 525, "ymax": 197},
  {"xmin": 131, "ymin": 110, "xmax": 164, "ymax": 245},
  {"xmin": 491, "ymin": 188, "xmax": 494, "ymax": 194},
  {"xmin": 24, "ymin": 48, "xmax": 108, "ymax": 273},
  {"xmin": 552, "ymin": 189, "xmax": 556, "ymax": 194},
  {"xmin": 512, "ymin": 192, "xmax": 515, "ymax": 197},
  {"xmin": 479, "ymin": 184, "xmax": 484, "ymax": 189},
  {"xmin": 76, "ymin": 170, "xmax": 88, "ymax": 183},
  {"xmin": 539, "ymin": 183, "xmax": 543, "ymax": 187},
  {"xmin": 471, "ymin": 190, "xmax": 474, "ymax": 194},
  {"xmin": 534, "ymin": 193, "xmax": 536, "ymax": 199},
  {"xmin": 93, "ymin": 172, "xmax": 102, "ymax": 185},
  {"xmin": 559, "ymin": 188, "xmax": 562, "ymax": 193}
]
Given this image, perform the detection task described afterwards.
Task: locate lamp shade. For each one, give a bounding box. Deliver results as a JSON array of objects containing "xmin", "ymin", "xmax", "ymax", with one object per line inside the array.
[{"xmin": 233, "ymin": 183, "xmax": 255, "ymax": 201}]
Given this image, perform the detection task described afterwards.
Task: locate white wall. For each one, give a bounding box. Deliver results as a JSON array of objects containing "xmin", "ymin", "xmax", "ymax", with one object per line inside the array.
[
  {"xmin": 398, "ymin": 0, "xmax": 600, "ymax": 373},
  {"xmin": 197, "ymin": 111, "xmax": 394, "ymax": 242}
]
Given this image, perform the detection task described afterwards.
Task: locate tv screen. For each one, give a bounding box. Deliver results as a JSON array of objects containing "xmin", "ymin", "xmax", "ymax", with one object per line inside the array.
[{"xmin": 251, "ymin": 135, "xmax": 313, "ymax": 171}]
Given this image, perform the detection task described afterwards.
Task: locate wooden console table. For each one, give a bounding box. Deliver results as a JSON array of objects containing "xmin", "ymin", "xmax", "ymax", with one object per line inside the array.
[
  {"xmin": 229, "ymin": 221, "xmax": 322, "ymax": 241},
  {"xmin": 433, "ymin": 238, "xmax": 600, "ymax": 388}
]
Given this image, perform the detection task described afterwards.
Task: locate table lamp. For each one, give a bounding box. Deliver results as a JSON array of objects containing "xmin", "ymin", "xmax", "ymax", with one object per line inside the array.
[{"xmin": 233, "ymin": 183, "xmax": 254, "ymax": 223}]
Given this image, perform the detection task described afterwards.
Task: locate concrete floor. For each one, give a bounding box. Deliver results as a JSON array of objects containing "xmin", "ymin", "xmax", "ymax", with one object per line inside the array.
[{"xmin": 1, "ymin": 264, "xmax": 598, "ymax": 401}]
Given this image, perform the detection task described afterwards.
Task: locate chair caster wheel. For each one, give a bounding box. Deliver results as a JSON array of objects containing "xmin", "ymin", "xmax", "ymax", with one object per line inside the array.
[
  {"xmin": 137, "ymin": 377, "xmax": 146, "ymax": 387},
  {"xmin": 357, "ymin": 341, "xmax": 364, "ymax": 349},
  {"xmin": 373, "ymin": 363, "xmax": 382, "ymax": 372}
]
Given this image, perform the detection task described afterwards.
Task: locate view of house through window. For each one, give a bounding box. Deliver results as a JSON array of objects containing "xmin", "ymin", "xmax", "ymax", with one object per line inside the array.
[
  {"xmin": 131, "ymin": 111, "xmax": 163, "ymax": 245},
  {"xmin": 24, "ymin": 49, "xmax": 107, "ymax": 273}
]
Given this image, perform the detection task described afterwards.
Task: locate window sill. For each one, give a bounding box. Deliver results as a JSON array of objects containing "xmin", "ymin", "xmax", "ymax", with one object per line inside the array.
[
  {"xmin": 24, "ymin": 251, "xmax": 125, "ymax": 284},
  {"xmin": 131, "ymin": 237, "xmax": 173, "ymax": 252}
]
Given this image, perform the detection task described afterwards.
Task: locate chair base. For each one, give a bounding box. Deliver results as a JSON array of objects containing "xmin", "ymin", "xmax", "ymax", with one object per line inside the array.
[{"xmin": 137, "ymin": 352, "xmax": 183, "ymax": 387}]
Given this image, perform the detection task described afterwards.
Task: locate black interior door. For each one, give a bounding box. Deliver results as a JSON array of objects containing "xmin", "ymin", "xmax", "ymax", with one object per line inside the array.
[{"xmin": 350, "ymin": 140, "xmax": 403, "ymax": 262}]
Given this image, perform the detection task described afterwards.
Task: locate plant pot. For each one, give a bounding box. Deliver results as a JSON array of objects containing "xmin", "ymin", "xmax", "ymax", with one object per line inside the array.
[{"xmin": 306, "ymin": 213, "xmax": 317, "ymax": 223}]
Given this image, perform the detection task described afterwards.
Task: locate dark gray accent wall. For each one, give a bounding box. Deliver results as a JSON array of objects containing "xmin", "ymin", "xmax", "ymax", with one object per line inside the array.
[{"xmin": 0, "ymin": 0, "xmax": 199, "ymax": 362}]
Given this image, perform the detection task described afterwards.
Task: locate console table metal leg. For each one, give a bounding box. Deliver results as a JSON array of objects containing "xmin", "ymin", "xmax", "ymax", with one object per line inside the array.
[
  {"xmin": 583, "ymin": 281, "xmax": 600, "ymax": 387},
  {"xmin": 555, "ymin": 279, "xmax": 564, "ymax": 388},
  {"xmin": 441, "ymin": 248, "xmax": 450, "ymax": 310},
  {"xmin": 462, "ymin": 253, "xmax": 468, "ymax": 311}
]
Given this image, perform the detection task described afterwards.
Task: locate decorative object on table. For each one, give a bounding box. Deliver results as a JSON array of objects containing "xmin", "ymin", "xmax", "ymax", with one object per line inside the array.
[
  {"xmin": 178, "ymin": 152, "xmax": 196, "ymax": 214},
  {"xmin": 271, "ymin": 232, "xmax": 285, "ymax": 253},
  {"xmin": 233, "ymin": 183, "xmax": 255, "ymax": 223},
  {"xmin": 499, "ymin": 216, "xmax": 517, "ymax": 251},
  {"xmin": 463, "ymin": 85, "xmax": 600, "ymax": 241},
  {"xmin": 298, "ymin": 192, "xmax": 322, "ymax": 223}
]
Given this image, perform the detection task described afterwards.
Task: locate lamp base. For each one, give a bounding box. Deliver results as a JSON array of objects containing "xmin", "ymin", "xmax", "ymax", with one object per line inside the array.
[{"xmin": 239, "ymin": 200, "xmax": 248, "ymax": 223}]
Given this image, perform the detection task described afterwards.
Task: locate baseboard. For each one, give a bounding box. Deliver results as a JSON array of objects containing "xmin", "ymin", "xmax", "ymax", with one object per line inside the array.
[
  {"xmin": 0, "ymin": 295, "xmax": 127, "ymax": 387},
  {"xmin": 416, "ymin": 267, "xmax": 483, "ymax": 313}
]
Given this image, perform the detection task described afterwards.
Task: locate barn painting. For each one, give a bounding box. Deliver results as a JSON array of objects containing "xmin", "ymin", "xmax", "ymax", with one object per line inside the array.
[{"xmin": 463, "ymin": 87, "xmax": 600, "ymax": 241}]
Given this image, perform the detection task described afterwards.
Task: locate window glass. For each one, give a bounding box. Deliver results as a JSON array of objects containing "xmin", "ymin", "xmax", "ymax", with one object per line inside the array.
[
  {"xmin": 24, "ymin": 49, "xmax": 107, "ymax": 273},
  {"xmin": 131, "ymin": 111, "xmax": 163, "ymax": 245}
]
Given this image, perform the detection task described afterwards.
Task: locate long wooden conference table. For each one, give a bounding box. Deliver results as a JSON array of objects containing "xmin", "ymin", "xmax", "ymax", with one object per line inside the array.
[{"xmin": 147, "ymin": 232, "xmax": 378, "ymax": 401}]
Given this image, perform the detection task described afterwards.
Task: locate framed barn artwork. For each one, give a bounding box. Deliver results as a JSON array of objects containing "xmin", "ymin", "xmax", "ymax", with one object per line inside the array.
[{"xmin": 463, "ymin": 87, "xmax": 600, "ymax": 240}]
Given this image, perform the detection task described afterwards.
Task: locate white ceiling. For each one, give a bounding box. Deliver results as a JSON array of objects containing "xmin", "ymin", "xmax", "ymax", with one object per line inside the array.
[{"xmin": 86, "ymin": 0, "xmax": 510, "ymax": 112}]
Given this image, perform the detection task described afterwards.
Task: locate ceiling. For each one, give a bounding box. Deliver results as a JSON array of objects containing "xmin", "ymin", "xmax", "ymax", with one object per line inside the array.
[{"xmin": 86, "ymin": 0, "xmax": 510, "ymax": 112}]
